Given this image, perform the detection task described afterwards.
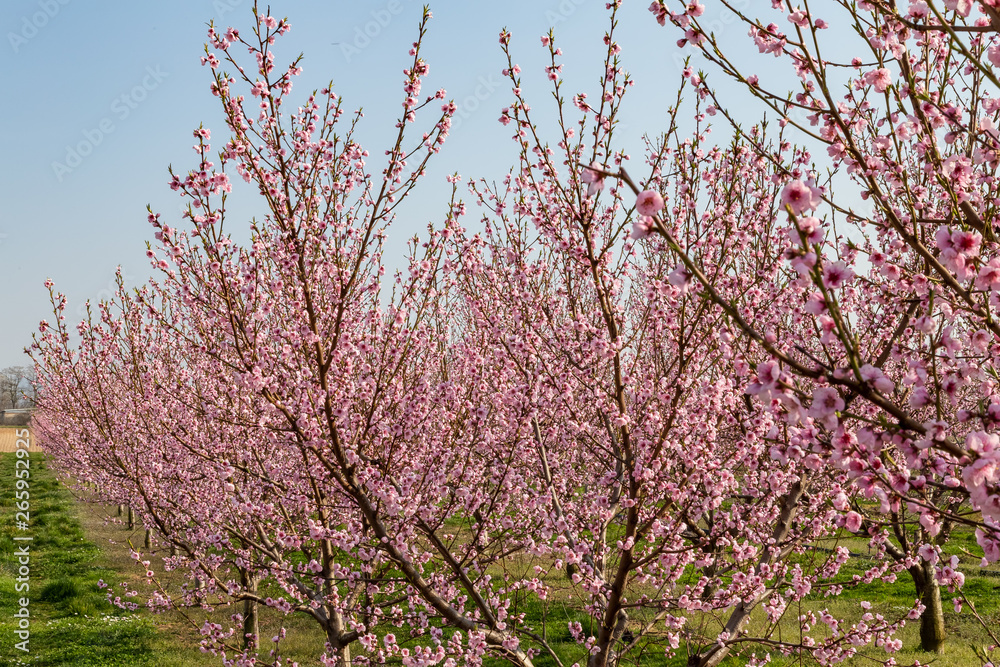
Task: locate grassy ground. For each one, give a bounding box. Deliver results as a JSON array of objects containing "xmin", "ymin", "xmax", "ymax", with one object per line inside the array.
[
  {"xmin": 3, "ymin": 451, "xmax": 999, "ymax": 666},
  {"xmin": 0, "ymin": 452, "xmax": 156, "ymax": 665}
]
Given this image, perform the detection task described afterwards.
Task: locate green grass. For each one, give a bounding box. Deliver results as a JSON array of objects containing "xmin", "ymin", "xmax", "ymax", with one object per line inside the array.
[{"xmin": 0, "ymin": 453, "xmax": 157, "ymax": 665}]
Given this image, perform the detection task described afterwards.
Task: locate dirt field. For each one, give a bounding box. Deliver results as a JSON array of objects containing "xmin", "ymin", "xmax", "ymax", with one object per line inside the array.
[{"xmin": 0, "ymin": 426, "xmax": 37, "ymax": 452}]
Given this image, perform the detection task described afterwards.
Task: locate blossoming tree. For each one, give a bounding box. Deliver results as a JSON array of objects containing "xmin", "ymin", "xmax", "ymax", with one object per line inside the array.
[
  {"xmin": 34, "ymin": 7, "xmax": 552, "ymax": 666},
  {"xmin": 630, "ymin": 0, "xmax": 1000, "ymax": 654},
  {"xmin": 29, "ymin": 1, "xmax": 1000, "ymax": 666},
  {"xmin": 447, "ymin": 7, "xmax": 930, "ymax": 665}
]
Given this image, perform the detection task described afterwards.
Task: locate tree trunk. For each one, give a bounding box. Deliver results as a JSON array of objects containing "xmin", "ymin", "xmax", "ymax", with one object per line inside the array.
[
  {"xmin": 127, "ymin": 506, "xmax": 135, "ymax": 529},
  {"xmin": 325, "ymin": 622, "xmax": 352, "ymax": 667},
  {"xmin": 240, "ymin": 570, "xmax": 259, "ymax": 650},
  {"xmin": 686, "ymin": 597, "xmax": 756, "ymax": 667},
  {"xmin": 909, "ymin": 561, "xmax": 946, "ymax": 653},
  {"xmin": 689, "ymin": 653, "xmax": 724, "ymax": 667},
  {"xmin": 587, "ymin": 609, "xmax": 628, "ymax": 667},
  {"xmin": 144, "ymin": 529, "xmax": 152, "ymax": 549}
]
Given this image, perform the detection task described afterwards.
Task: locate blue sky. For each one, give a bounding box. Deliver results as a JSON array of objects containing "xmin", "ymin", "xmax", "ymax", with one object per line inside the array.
[{"xmin": 0, "ymin": 0, "xmax": 772, "ymax": 369}]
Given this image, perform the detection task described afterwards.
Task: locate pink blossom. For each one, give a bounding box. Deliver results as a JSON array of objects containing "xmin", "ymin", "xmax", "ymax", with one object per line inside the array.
[
  {"xmin": 822, "ymin": 261, "xmax": 854, "ymax": 289},
  {"xmin": 679, "ymin": 28, "xmax": 706, "ymax": 47},
  {"xmin": 860, "ymin": 364, "xmax": 894, "ymax": 394},
  {"xmin": 787, "ymin": 8, "xmax": 809, "ymax": 27},
  {"xmin": 941, "ymin": 155, "xmax": 974, "ymax": 190},
  {"xmin": 780, "ymin": 180, "xmax": 821, "ymax": 214},
  {"xmin": 636, "ymin": 190, "xmax": 665, "ymax": 217},
  {"xmin": 31, "ymin": 4, "xmax": 1000, "ymax": 658},
  {"xmin": 817, "ymin": 314, "xmax": 838, "ymax": 345},
  {"xmin": 935, "ymin": 226, "xmax": 954, "ymax": 251},
  {"xmin": 803, "ymin": 292, "xmax": 826, "ymax": 315},
  {"xmin": 908, "ymin": 1, "xmax": 930, "ymax": 18},
  {"xmin": 910, "ymin": 386, "xmax": 932, "ymax": 408},
  {"xmin": 990, "ymin": 45, "xmax": 1000, "ymax": 69},
  {"xmin": 963, "ymin": 433, "xmax": 1000, "ymax": 517},
  {"xmin": 752, "ymin": 23, "xmax": 786, "ymax": 56},
  {"xmin": 881, "ymin": 263, "xmax": 902, "ymax": 282},
  {"xmin": 864, "ymin": 68, "xmax": 892, "ymax": 93},
  {"xmin": 630, "ymin": 217, "xmax": 655, "ymax": 239},
  {"xmin": 790, "ymin": 252, "xmax": 817, "ymax": 276},
  {"xmin": 747, "ymin": 360, "xmax": 781, "ymax": 394},
  {"xmin": 970, "ymin": 329, "xmax": 991, "ymax": 352},
  {"xmin": 918, "ymin": 544, "xmax": 939, "ymax": 564},
  {"xmin": 668, "ymin": 264, "xmax": 693, "ymax": 292},
  {"xmin": 976, "ymin": 258, "xmax": 1000, "ymax": 291},
  {"xmin": 951, "ymin": 230, "xmax": 981, "ymax": 257},
  {"xmin": 943, "ymin": 0, "xmax": 973, "ymax": 16},
  {"xmin": 686, "ymin": 1, "xmax": 705, "ymax": 17},
  {"xmin": 809, "ymin": 387, "xmax": 844, "ymax": 427},
  {"xmin": 979, "ymin": 529, "xmax": 1000, "ymax": 562},
  {"xmin": 648, "ymin": 1, "xmax": 668, "ymax": 26},
  {"xmin": 919, "ymin": 512, "xmax": 940, "ymax": 537},
  {"xmin": 940, "ymin": 248, "xmax": 971, "ymax": 281},
  {"xmin": 581, "ymin": 162, "xmax": 605, "ymax": 197},
  {"xmin": 796, "ymin": 215, "xmax": 821, "ymax": 237}
]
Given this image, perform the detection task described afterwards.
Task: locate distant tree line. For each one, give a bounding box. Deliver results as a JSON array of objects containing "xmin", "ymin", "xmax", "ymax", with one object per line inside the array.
[{"xmin": 1, "ymin": 365, "xmax": 36, "ymax": 409}]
